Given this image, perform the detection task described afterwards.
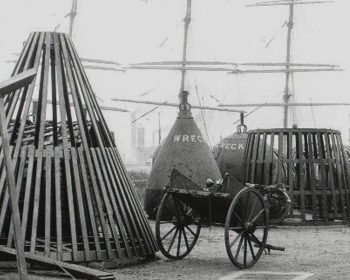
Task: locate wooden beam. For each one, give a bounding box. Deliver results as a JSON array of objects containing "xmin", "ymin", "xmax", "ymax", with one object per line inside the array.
[
  {"xmin": 0, "ymin": 69, "xmax": 36, "ymax": 98},
  {"xmin": 83, "ymin": 65, "xmax": 124, "ymax": 72},
  {"xmin": 0, "ymin": 245, "xmax": 115, "ymax": 280},
  {"xmin": 81, "ymin": 57, "xmax": 120, "ymax": 65},
  {"xmin": 247, "ymin": 1, "xmax": 333, "ymax": 7},
  {"xmin": 229, "ymin": 68, "xmax": 341, "ymax": 74},
  {"xmin": 219, "ymin": 102, "xmax": 350, "ymax": 107},
  {"xmin": 0, "ymin": 69, "xmax": 37, "ymax": 280},
  {"xmin": 127, "ymin": 65, "xmax": 341, "ymax": 73},
  {"xmin": 111, "ymin": 98, "xmax": 246, "ymax": 113},
  {"xmin": 132, "ymin": 60, "xmax": 338, "ymax": 68},
  {"xmin": 32, "ymin": 99, "xmax": 129, "ymax": 112}
]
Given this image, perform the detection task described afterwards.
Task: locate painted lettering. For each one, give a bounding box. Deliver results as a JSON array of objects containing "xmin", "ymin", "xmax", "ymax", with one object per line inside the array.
[
  {"xmin": 238, "ymin": 143, "xmax": 245, "ymax": 150},
  {"xmin": 173, "ymin": 135, "xmax": 204, "ymax": 143},
  {"xmin": 173, "ymin": 135, "xmax": 181, "ymax": 142}
]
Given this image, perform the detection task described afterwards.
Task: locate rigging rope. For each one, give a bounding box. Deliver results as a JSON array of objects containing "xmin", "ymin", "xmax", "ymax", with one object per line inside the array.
[
  {"xmin": 132, "ymin": 94, "xmax": 177, "ymax": 123},
  {"xmin": 195, "ymin": 83, "xmax": 212, "ymax": 148}
]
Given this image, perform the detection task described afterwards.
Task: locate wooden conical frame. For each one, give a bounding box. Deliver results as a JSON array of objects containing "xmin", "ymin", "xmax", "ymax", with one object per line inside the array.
[{"xmin": 0, "ymin": 32, "xmax": 158, "ymax": 263}]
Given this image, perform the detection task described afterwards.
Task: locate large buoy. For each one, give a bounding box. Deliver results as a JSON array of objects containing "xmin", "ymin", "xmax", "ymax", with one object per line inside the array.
[
  {"xmin": 144, "ymin": 91, "xmax": 222, "ymax": 218},
  {"xmin": 213, "ymin": 119, "xmax": 285, "ymax": 196},
  {"xmin": 213, "ymin": 120, "xmax": 248, "ymax": 182}
]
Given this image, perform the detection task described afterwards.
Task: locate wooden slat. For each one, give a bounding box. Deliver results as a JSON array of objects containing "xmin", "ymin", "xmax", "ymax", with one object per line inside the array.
[
  {"xmin": 30, "ymin": 33, "xmax": 51, "ymax": 253},
  {"xmin": 77, "ymin": 148, "xmax": 102, "ymax": 260},
  {"xmin": 0, "ymin": 33, "xmax": 43, "ymax": 235},
  {"xmin": 104, "ymin": 149, "xmax": 146, "ymax": 254},
  {"xmin": 7, "ymin": 147, "xmax": 28, "ymax": 247},
  {"xmin": 249, "ymin": 133, "xmax": 259, "ymax": 183},
  {"xmin": 268, "ymin": 133, "xmax": 275, "ymax": 184},
  {"xmin": 263, "ymin": 134, "xmax": 270, "ymax": 186},
  {"xmin": 12, "ymin": 32, "xmax": 44, "ymax": 160},
  {"xmin": 0, "ymin": 96, "xmax": 28, "ymax": 278},
  {"xmin": 0, "ymin": 245, "xmax": 115, "ymax": 280},
  {"xmin": 287, "ymin": 132, "xmax": 294, "ymax": 216},
  {"xmin": 334, "ymin": 134, "xmax": 350, "ymax": 219},
  {"xmin": 20, "ymin": 146, "xmax": 35, "ymax": 240},
  {"xmin": 106, "ymin": 148, "xmax": 156, "ymax": 252},
  {"xmin": 90, "ymin": 148, "xmax": 123, "ymax": 258},
  {"xmin": 277, "ymin": 131, "xmax": 284, "ymax": 183},
  {"xmin": 54, "ymin": 32, "xmax": 79, "ymax": 261},
  {"xmin": 94, "ymin": 148, "xmax": 134, "ymax": 257},
  {"xmin": 297, "ymin": 131, "xmax": 306, "ymax": 222},
  {"xmin": 306, "ymin": 132, "xmax": 318, "ymax": 221},
  {"xmin": 5, "ymin": 33, "xmax": 36, "ymax": 123},
  {"xmin": 109, "ymin": 146, "xmax": 157, "ymax": 250},
  {"xmin": 59, "ymin": 33, "xmax": 113, "ymax": 259},
  {"xmin": 70, "ymin": 148, "xmax": 91, "ymax": 261},
  {"xmin": 323, "ymin": 133, "xmax": 338, "ymax": 220},
  {"xmin": 256, "ymin": 132, "xmax": 266, "ymax": 183},
  {"xmin": 316, "ymin": 133, "xmax": 329, "ymax": 223},
  {"xmin": 44, "ymin": 147, "xmax": 53, "ymax": 256},
  {"xmin": 54, "ymin": 147, "xmax": 63, "ymax": 261}
]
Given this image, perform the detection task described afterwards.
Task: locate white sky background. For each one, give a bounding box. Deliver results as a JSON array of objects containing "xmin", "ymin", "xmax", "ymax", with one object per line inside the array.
[{"xmin": 0, "ymin": 0, "xmax": 350, "ymax": 162}]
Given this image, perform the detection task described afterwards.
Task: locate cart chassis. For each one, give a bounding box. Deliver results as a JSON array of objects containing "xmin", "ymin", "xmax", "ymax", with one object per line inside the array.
[{"xmin": 155, "ymin": 183, "xmax": 285, "ymax": 269}]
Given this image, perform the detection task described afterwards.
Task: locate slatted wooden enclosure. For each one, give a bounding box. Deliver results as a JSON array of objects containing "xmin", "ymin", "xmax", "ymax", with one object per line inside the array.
[
  {"xmin": 0, "ymin": 32, "xmax": 158, "ymax": 263},
  {"xmin": 244, "ymin": 128, "xmax": 350, "ymax": 224}
]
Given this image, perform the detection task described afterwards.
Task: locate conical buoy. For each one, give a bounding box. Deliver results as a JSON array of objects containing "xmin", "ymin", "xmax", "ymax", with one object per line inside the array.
[
  {"xmin": 144, "ymin": 91, "xmax": 222, "ymax": 218},
  {"xmin": 0, "ymin": 32, "xmax": 158, "ymax": 263}
]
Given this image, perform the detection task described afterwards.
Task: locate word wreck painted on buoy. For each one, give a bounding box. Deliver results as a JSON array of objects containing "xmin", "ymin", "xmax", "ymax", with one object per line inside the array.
[
  {"xmin": 173, "ymin": 134, "xmax": 203, "ymax": 143},
  {"xmin": 215, "ymin": 142, "xmax": 245, "ymax": 150}
]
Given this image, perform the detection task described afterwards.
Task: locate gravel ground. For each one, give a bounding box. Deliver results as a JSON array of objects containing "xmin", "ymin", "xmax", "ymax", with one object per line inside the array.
[{"xmin": 0, "ymin": 223, "xmax": 349, "ymax": 280}]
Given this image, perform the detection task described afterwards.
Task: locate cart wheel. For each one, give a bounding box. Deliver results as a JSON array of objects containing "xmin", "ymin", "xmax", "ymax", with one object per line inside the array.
[
  {"xmin": 156, "ymin": 192, "xmax": 201, "ymax": 260},
  {"xmin": 225, "ymin": 187, "xmax": 268, "ymax": 269}
]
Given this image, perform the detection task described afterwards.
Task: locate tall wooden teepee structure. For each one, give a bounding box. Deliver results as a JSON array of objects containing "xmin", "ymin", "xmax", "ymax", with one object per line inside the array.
[{"xmin": 0, "ymin": 32, "xmax": 158, "ymax": 263}]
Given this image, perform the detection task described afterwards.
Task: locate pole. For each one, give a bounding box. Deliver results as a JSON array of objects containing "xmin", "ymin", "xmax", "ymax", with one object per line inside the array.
[
  {"xmin": 0, "ymin": 99, "xmax": 28, "ymax": 280},
  {"xmin": 180, "ymin": 0, "xmax": 192, "ymax": 94},
  {"xmin": 283, "ymin": 0, "xmax": 294, "ymax": 128},
  {"xmin": 158, "ymin": 112, "xmax": 161, "ymax": 144},
  {"xmin": 69, "ymin": 0, "xmax": 78, "ymax": 38},
  {"xmin": 348, "ymin": 114, "xmax": 350, "ymax": 146},
  {"xmin": 0, "ymin": 69, "xmax": 37, "ymax": 280}
]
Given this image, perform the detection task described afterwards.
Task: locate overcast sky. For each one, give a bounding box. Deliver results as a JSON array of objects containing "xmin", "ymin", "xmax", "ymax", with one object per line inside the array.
[{"xmin": 1, "ymin": 0, "xmax": 350, "ymax": 161}]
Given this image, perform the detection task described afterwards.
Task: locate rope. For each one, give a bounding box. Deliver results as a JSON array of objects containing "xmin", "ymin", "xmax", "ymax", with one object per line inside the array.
[{"xmin": 132, "ymin": 94, "xmax": 177, "ymax": 123}]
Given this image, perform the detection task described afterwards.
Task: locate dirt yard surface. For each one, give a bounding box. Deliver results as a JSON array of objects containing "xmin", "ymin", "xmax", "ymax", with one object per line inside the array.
[{"xmin": 0, "ymin": 223, "xmax": 349, "ymax": 280}]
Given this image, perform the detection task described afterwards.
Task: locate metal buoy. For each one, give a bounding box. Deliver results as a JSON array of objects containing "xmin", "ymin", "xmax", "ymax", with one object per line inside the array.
[{"xmin": 144, "ymin": 91, "xmax": 222, "ymax": 218}]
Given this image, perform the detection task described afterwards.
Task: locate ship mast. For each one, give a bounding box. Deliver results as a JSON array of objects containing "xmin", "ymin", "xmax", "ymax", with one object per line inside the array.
[
  {"xmin": 180, "ymin": 0, "xmax": 192, "ymax": 93},
  {"xmin": 284, "ymin": 0, "xmax": 294, "ymax": 128},
  {"xmin": 68, "ymin": 0, "xmax": 78, "ymax": 38},
  {"xmin": 248, "ymin": 0, "xmax": 336, "ymax": 127}
]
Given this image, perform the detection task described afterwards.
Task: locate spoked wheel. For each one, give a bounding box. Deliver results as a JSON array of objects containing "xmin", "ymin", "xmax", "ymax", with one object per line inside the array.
[
  {"xmin": 224, "ymin": 187, "xmax": 269, "ymax": 269},
  {"xmin": 155, "ymin": 192, "xmax": 201, "ymax": 260}
]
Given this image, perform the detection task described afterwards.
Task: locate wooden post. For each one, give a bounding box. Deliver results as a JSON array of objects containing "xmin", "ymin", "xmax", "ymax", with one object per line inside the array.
[{"xmin": 0, "ymin": 69, "xmax": 36, "ymax": 280}]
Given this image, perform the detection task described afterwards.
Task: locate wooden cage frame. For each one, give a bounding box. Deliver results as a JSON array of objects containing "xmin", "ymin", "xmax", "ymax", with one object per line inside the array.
[
  {"xmin": 0, "ymin": 32, "xmax": 158, "ymax": 263},
  {"xmin": 244, "ymin": 128, "xmax": 350, "ymax": 224}
]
